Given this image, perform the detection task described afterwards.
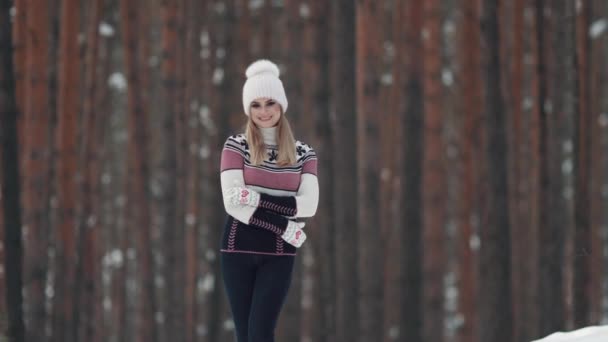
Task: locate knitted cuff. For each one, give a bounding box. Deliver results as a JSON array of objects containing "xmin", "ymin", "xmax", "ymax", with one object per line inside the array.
[
  {"xmin": 258, "ymin": 193, "xmax": 297, "ymax": 217},
  {"xmin": 248, "ymin": 208, "xmax": 289, "ymax": 235}
]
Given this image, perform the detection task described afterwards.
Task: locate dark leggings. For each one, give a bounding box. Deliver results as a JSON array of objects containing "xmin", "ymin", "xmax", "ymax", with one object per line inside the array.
[{"xmin": 220, "ymin": 252, "xmax": 295, "ymax": 342}]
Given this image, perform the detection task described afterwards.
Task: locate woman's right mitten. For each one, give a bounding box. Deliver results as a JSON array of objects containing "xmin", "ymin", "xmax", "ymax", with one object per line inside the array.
[{"xmin": 281, "ymin": 221, "xmax": 307, "ymax": 248}]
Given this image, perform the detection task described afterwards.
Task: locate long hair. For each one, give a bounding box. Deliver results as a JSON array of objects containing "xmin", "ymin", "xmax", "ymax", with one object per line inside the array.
[{"xmin": 245, "ymin": 111, "xmax": 296, "ymax": 166}]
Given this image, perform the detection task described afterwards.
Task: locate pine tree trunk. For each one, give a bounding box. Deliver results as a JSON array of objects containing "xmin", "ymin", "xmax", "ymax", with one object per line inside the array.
[
  {"xmin": 328, "ymin": 1, "xmax": 358, "ymax": 341},
  {"xmin": 456, "ymin": 1, "xmax": 482, "ymax": 341},
  {"xmin": 23, "ymin": 0, "xmax": 53, "ymax": 340},
  {"xmin": 537, "ymin": 0, "xmax": 573, "ymax": 333},
  {"xmin": 75, "ymin": 0, "xmax": 104, "ymax": 340},
  {"xmin": 120, "ymin": 0, "xmax": 157, "ymax": 340},
  {"xmin": 573, "ymin": 0, "xmax": 594, "ymax": 328},
  {"xmin": 589, "ymin": 0, "xmax": 606, "ymax": 324},
  {"xmin": 479, "ymin": 0, "xmax": 513, "ymax": 341},
  {"xmin": 356, "ymin": 1, "xmax": 383, "ymax": 341},
  {"xmin": 421, "ymin": 1, "xmax": 446, "ymax": 341},
  {"xmin": 397, "ymin": 1, "xmax": 424, "ymax": 341},
  {"xmin": 53, "ymin": 0, "xmax": 80, "ymax": 340},
  {"xmin": 0, "ymin": 1, "xmax": 26, "ymax": 339}
]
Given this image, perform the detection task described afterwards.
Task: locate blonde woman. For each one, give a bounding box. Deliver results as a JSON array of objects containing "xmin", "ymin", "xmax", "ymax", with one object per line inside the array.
[{"xmin": 220, "ymin": 59, "xmax": 319, "ymax": 342}]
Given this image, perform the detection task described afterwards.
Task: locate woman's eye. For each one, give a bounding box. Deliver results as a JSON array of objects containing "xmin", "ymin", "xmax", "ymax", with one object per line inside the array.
[
  {"xmin": 267, "ymin": 101, "xmax": 275, "ymax": 106},
  {"xmin": 251, "ymin": 104, "xmax": 260, "ymax": 108}
]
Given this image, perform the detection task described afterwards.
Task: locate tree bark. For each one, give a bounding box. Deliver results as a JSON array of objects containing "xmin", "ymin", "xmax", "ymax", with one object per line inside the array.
[
  {"xmin": 421, "ymin": 1, "xmax": 447, "ymax": 341},
  {"xmin": 479, "ymin": 0, "xmax": 513, "ymax": 341},
  {"xmin": 573, "ymin": 0, "xmax": 594, "ymax": 328},
  {"xmin": 52, "ymin": 0, "xmax": 80, "ymax": 340},
  {"xmin": 74, "ymin": 0, "xmax": 104, "ymax": 340},
  {"xmin": 456, "ymin": 0, "xmax": 482, "ymax": 341},
  {"xmin": 22, "ymin": 0, "xmax": 53, "ymax": 340},
  {"xmin": 329, "ymin": 1, "xmax": 358, "ymax": 341},
  {"xmin": 120, "ymin": 0, "xmax": 157, "ymax": 340},
  {"xmin": 1, "ymin": 0, "xmax": 26, "ymax": 339},
  {"xmin": 356, "ymin": 1, "xmax": 384, "ymax": 341}
]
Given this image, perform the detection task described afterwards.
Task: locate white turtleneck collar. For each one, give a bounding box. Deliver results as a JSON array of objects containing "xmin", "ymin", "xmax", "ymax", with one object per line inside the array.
[{"xmin": 260, "ymin": 126, "xmax": 278, "ymax": 146}]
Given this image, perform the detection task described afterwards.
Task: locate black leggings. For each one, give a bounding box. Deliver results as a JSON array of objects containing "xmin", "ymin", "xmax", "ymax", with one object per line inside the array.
[{"xmin": 220, "ymin": 252, "xmax": 295, "ymax": 342}]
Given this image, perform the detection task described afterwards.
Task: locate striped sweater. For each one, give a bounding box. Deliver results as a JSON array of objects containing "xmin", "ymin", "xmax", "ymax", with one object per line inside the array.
[{"xmin": 219, "ymin": 127, "xmax": 319, "ymax": 256}]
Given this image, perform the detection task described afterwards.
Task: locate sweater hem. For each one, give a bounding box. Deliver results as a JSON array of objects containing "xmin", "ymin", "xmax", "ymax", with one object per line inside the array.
[{"xmin": 220, "ymin": 249, "xmax": 296, "ymax": 256}]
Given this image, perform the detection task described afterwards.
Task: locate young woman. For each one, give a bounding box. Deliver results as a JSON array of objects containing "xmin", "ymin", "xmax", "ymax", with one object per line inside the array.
[{"xmin": 219, "ymin": 59, "xmax": 319, "ymax": 342}]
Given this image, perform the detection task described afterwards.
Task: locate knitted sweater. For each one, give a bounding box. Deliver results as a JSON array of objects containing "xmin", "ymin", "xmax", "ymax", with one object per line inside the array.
[{"xmin": 219, "ymin": 127, "xmax": 319, "ymax": 256}]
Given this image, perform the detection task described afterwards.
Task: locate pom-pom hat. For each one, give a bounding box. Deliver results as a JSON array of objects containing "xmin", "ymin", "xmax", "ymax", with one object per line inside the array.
[{"xmin": 242, "ymin": 59, "xmax": 288, "ymax": 115}]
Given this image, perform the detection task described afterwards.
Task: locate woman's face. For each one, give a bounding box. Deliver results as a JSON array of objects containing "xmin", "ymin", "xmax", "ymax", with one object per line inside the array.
[{"xmin": 249, "ymin": 97, "xmax": 281, "ymax": 128}]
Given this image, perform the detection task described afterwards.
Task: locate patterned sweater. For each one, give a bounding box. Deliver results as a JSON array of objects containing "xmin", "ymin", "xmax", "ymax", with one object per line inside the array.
[{"xmin": 219, "ymin": 127, "xmax": 319, "ymax": 256}]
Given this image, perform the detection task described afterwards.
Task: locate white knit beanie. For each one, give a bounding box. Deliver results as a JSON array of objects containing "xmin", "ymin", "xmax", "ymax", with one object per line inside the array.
[{"xmin": 242, "ymin": 59, "xmax": 288, "ymax": 116}]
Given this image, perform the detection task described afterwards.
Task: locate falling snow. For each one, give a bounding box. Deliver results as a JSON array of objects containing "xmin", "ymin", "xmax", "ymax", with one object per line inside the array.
[
  {"xmin": 223, "ymin": 319, "xmax": 234, "ymax": 331},
  {"xmin": 108, "ymin": 72, "xmax": 127, "ymax": 91},
  {"xmin": 200, "ymin": 273, "xmax": 215, "ymax": 293},
  {"xmin": 590, "ymin": 20, "xmax": 607, "ymax": 39},
  {"xmin": 469, "ymin": 234, "xmax": 480, "ymax": 251},
  {"xmin": 213, "ymin": 68, "xmax": 224, "ymax": 85},
  {"xmin": 381, "ymin": 73, "xmax": 393, "ymax": 85},
  {"xmin": 186, "ymin": 213, "xmax": 196, "ymax": 226},
  {"xmin": 442, "ymin": 69, "xmax": 454, "ymax": 86},
  {"xmin": 249, "ymin": 0, "xmax": 264, "ymax": 11},
  {"xmin": 299, "ymin": 3, "xmax": 310, "ymax": 18},
  {"xmin": 99, "ymin": 22, "xmax": 115, "ymax": 37},
  {"xmin": 599, "ymin": 113, "xmax": 608, "ymax": 127}
]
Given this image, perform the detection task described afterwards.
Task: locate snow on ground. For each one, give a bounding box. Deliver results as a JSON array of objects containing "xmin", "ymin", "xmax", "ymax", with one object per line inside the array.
[{"xmin": 532, "ymin": 325, "xmax": 608, "ymax": 342}]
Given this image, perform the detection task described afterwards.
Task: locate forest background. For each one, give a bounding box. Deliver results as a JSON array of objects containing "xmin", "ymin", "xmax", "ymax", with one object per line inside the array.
[{"xmin": 1, "ymin": 0, "xmax": 607, "ymax": 342}]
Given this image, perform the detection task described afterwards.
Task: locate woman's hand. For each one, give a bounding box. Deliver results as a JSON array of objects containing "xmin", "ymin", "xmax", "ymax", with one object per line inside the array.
[
  {"xmin": 281, "ymin": 221, "xmax": 306, "ymax": 248},
  {"xmin": 224, "ymin": 186, "xmax": 260, "ymax": 207}
]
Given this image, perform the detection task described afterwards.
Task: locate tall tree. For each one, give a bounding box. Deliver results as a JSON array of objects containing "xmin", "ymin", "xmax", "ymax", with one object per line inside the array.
[
  {"xmin": 456, "ymin": 0, "xmax": 482, "ymax": 341},
  {"xmin": 74, "ymin": 0, "xmax": 105, "ymax": 341},
  {"xmin": 396, "ymin": 1, "xmax": 425, "ymax": 341},
  {"xmin": 180, "ymin": 0, "xmax": 204, "ymax": 341},
  {"xmin": 479, "ymin": 0, "xmax": 513, "ymax": 341},
  {"xmin": 421, "ymin": 1, "xmax": 447, "ymax": 341},
  {"xmin": 589, "ymin": 0, "xmax": 607, "ymax": 324},
  {"xmin": 1, "ymin": 0, "xmax": 26, "ymax": 340},
  {"xmin": 537, "ymin": 0, "xmax": 572, "ymax": 334},
  {"xmin": 328, "ymin": 1, "xmax": 358, "ymax": 342},
  {"xmin": 296, "ymin": 2, "xmax": 333, "ymax": 342},
  {"xmin": 573, "ymin": 0, "xmax": 594, "ymax": 328},
  {"xmin": 52, "ymin": 0, "xmax": 80, "ymax": 340},
  {"xmin": 23, "ymin": 0, "xmax": 53, "ymax": 340},
  {"xmin": 356, "ymin": 1, "xmax": 384, "ymax": 341},
  {"xmin": 120, "ymin": 0, "xmax": 157, "ymax": 340}
]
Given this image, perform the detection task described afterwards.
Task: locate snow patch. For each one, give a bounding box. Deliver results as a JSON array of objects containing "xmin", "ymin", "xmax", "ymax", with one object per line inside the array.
[
  {"xmin": 213, "ymin": 68, "xmax": 224, "ymax": 85},
  {"xmin": 442, "ymin": 69, "xmax": 454, "ymax": 86},
  {"xmin": 223, "ymin": 319, "xmax": 234, "ymax": 331},
  {"xmin": 108, "ymin": 72, "xmax": 127, "ymax": 91},
  {"xmin": 299, "ymin": 3, "xmax": 310, "ymax": 18},
  {"xmin": 598, "ymin": 113, "xmax": 608, "ymax": 127},
  {"xmin": 532, "ymin": 325, "xmax": 608, "ymax": 342},
  {"xmin": 381, "ymin": 73, "xmax": 393, "ymax": 85},
  {"xmin": 590, "ymin": 19, "xmax": 607, "ymax": 39},
  {"xmin": 99, "ymin": 22, "xmax": 115, "ymax": 37}
]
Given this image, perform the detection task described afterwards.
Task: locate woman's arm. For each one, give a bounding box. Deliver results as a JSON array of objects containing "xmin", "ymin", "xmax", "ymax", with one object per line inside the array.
[
  {"xmin": 220, "ymin": 142, "xmax": 306, "ymax": 247},
  {"xmin": 224, "ymin": 145, "xmax": 319, "ymax": 218}
]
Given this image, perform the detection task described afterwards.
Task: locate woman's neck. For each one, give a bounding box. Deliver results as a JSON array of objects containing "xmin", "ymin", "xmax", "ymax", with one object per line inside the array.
[{"xmin": 260, "ymin": 126, "xmax": 277, "ymax": 146}]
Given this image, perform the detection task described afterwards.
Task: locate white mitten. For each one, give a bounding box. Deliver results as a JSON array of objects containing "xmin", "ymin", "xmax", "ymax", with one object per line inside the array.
[
  {"xmin": 224, "ymin": 187, "xmax": 260, "ymax": 207},
  {"xmin": 281, "ymin": 221, "xmax": 307, "ymax": 248}
]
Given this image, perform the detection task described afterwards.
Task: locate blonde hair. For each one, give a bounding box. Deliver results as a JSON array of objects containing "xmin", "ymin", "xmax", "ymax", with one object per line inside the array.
[{"xmin": 245, "ymin": 111, "xmax": 297, "ymax": 166}]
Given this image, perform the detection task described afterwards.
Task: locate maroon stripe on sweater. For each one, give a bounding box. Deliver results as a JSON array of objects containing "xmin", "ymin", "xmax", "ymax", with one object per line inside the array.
[
  {"xmin": 302, "ymin": 159, "xmax": 318, "ymax": 176},
  {"xmin": 243, "ymin": 165, "xmax": 301, "ymax": 192},
  {"xmin": 220, "ymin": 149, "xmax": 244, "ymax": 171}
]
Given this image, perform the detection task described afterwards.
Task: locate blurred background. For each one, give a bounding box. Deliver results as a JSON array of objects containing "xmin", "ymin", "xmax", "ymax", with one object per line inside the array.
[{"xmin": 1, "ymin": 0, "xmax": 607, "ymax": 342}]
